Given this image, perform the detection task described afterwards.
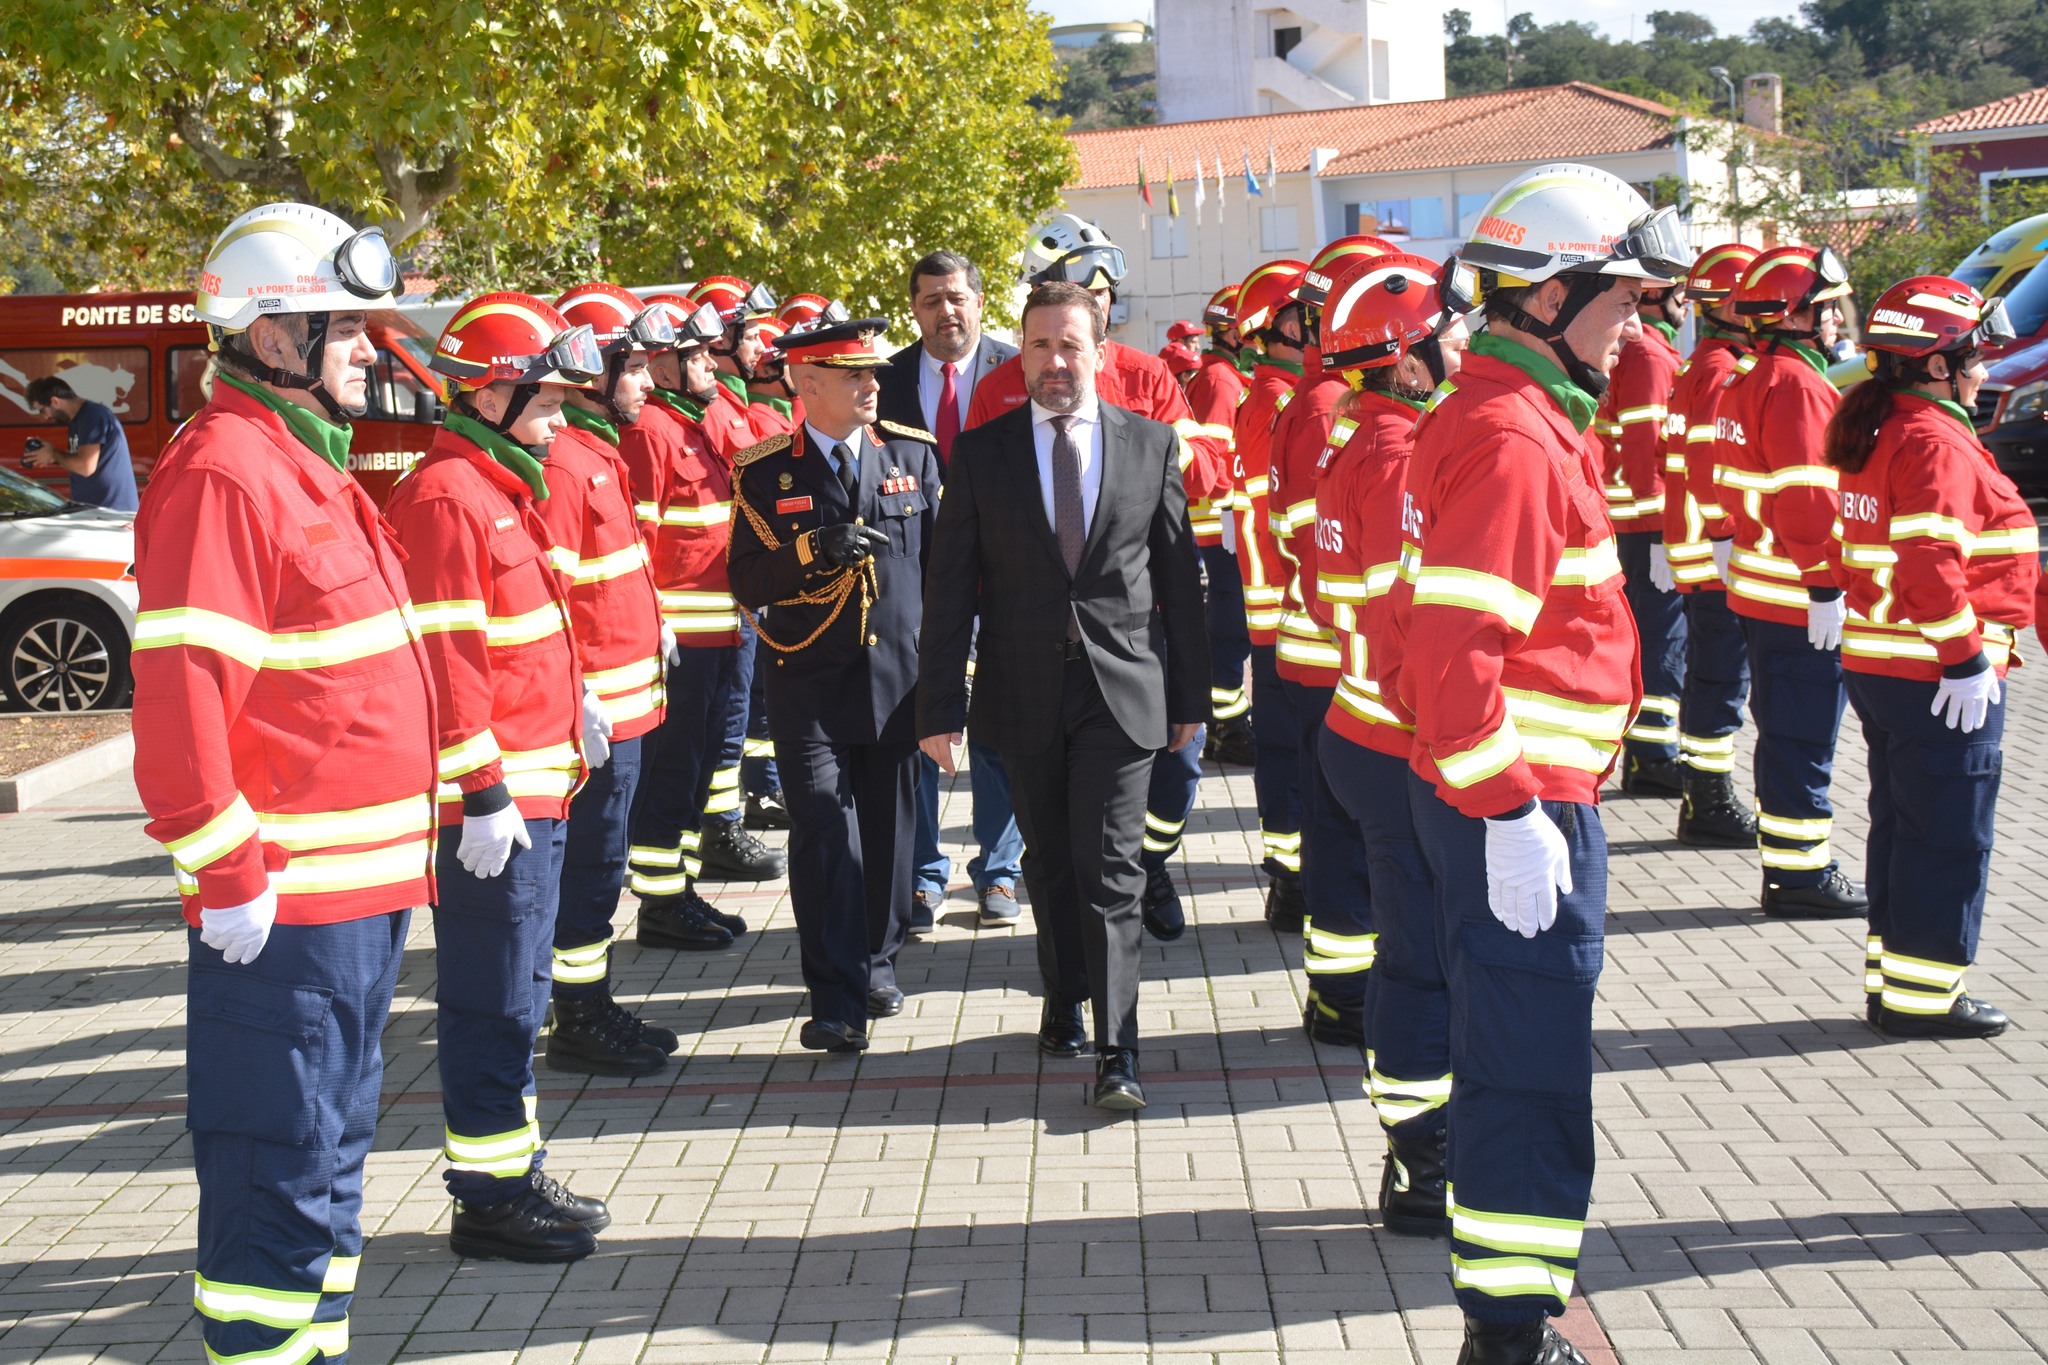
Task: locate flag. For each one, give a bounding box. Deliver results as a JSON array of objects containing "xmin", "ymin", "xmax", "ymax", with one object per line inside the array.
[
  {"xmin": 1166, "ymin": 158, "xmax": 1180, "ymax": 219},
  {"xmin": 1138, "ymin": 147, "xmax": 1153, "ymax": 207},
  {"xmin": 1244, "ymin": 150, "xmax": 1263, "ymax": 197},
  {"xmin": 1216, "ymin": 146, "xmax": 1226, "ymax": 211},
  {"xmin": 1265, "ymin": 141, "xmax": 1278, "ymax": 197},
  {"xmin": 1194, "ymin": 153, "xmax": 1207, "ymax": 217}
]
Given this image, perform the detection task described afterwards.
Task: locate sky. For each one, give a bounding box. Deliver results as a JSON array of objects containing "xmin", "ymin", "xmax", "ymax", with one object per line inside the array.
[{"xmin": 1033, "ymin": 0, "xmax": 1796, "ymax": 42}]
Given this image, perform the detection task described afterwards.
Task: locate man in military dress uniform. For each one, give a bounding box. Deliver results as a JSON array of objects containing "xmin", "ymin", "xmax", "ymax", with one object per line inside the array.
[{"xmin": 726, "ymin": 319, "xmax": 942, "ymax": 1053}]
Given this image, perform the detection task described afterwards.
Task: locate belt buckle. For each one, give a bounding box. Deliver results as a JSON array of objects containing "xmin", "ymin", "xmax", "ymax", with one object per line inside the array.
[{"xmin": 1061, "ymin": 639, "xmax": 1085, "ymax": 661}]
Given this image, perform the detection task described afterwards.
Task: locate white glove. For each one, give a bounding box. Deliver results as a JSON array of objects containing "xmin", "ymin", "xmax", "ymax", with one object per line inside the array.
[
  {"xmin": 1710, "ymin": 539, "xmax": 1733, "ymax": 585},
  {"xmin": 1484, "ymin": 806, "xmax": 1573, "ymax": 938},
  {"xmin": 659, "ymin": 621, "xmax": 680, "ymax": 666},
  {"xmin": 1807, "ymin": 595, "xmax": 1846, "ymax": 651},
  {"xmin": 1931, "ymin": 665, "xmax": 2001, "ymax": 732},
  {"xmin": 199, "ymin": 883, "xmax": 278, "ymax": 965},
  {"xmin": 458, "ymin": 803, "xmax": 532, "ymax": 878},
  {"xmin": 580, "ymin": 685, "xmax": 613, "ymax": 770},
  {"xmin": 1648, "ymin": 542, "xmax": 1676, "ymax": 594}
]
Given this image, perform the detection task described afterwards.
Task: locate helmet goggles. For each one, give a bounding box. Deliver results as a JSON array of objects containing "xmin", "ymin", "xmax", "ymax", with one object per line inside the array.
[
  {"xmin": 1977, "ymin": 295, "xmax": 2016, "ymax": 347},
  {"xmin": 1041, "ymin": 245, "xmax": 1127, "ymax": 289},
  {"xmin": 1607, "ymin": 207, "xmax": 1692, "ymax": 282},
  {"xmin": 334, "ymin": 227, "xmax": 400, "ymax": 301},
  {"xmin": 523, "ymin": 324, "xmax": 605, "ymax": 384},
  {"xmin": 627, "ymin": 303, "xmax": 677, "ymax": 351}
]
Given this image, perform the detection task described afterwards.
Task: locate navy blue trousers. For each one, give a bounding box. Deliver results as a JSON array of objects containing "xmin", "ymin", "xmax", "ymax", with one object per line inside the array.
[
  {"xmin": 552, "ymin": 735, "xmax": 643, "ymax": 1001},
  {"xmin": 1742, "ymin": 615, "xmax": 1847, "ymax": 887},
  {"xmin": 1410, "ymin": 775, "xmax": 1607, "ymax": 1324},
  {"xmin": 189, "ymin": 911, "xmax": 409, "ymax": 1365},
  {"xmin": 1619, "ymin": 532, "xmax": 1686, "ymax": 762},
  {"xmin": 1249, "ymin": 643, "xmax": 1303, "ymax": 876},
  {"xmin": 742, "ymin": 614, "xmax": 779, "ymax": 798},
  {"xmin": 1321, "ymin": 733, "xmax": 1447, "ymax": 1138},
  {"xmin": 1848, "ymin": 671, "xmax": 2005, "ymax": 1016},
  {"xmin": 629, "ymin": 644, "xmax": 739, "ymax": 894},
  {"xmin": 1204, "ymin": 544, "xmax": 1252, "ymax": 720},
  {"xmin": 706, "ymin": 619, "xmax": 755, "ymax": 829},
  {"xmin": 1141, "ymin": 722, "xmax": 1206, "ymax": 872},
  {"xmin": 434, "ymin": 818, "xmax": 566, "ymax": 1203},
  {"xmin": 1283, "ymin": 678, "xmax": 1375, "ymax": 1011},
  {"xmin": 1678, "ymin": 588, "xmax": 1751, "ymax": 776}
]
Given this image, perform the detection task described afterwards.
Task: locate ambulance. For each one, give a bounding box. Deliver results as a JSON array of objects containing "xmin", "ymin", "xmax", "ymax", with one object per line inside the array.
[{"xmin": 0, "ymin": 290, "xmax": 444, "ymax": 710}]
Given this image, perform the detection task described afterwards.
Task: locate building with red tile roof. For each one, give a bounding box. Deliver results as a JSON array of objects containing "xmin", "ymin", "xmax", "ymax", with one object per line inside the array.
[{"xmin": 1914, "ymin": 86, "xmax": 2048, "ymax": 202}]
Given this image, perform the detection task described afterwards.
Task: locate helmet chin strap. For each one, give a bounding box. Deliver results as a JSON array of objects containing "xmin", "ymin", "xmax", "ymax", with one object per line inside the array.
[
  {"xmin": 218, "ymin": 313, "xmax": 361, "ymax": 422},
  {"xmin": 1491, "ymin": 273, "xmax": 1616, "ymax": 398},
  {"xmin": 598, "ymin": 350, "xmax": 632, "ymax": 427},
  {"xmin": 464, "ymin": 384, "xmax": 548, "ymax": 459}
]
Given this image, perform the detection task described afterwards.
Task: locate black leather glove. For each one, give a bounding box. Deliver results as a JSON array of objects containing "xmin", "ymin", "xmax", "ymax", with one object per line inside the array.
[{"xmin": 816, "ymin": 523, "xmax": 889, "ymax": 568}]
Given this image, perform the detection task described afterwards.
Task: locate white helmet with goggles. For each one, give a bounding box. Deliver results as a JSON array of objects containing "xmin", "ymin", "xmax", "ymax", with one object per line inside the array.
[{"xmin": 1023, "ymin": 212, "xmax": 1127, "ymax": 292}]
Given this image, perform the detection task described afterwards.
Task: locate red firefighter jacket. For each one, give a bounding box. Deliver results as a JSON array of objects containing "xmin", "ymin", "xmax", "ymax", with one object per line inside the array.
[
  {"xmin": 1660, "ymin": 332, "xmax": 1748, "ymax": 590},
  {"xmin": 1599, "ymin": 321, "xmax": 1682, "ymax": 532},
  {"xmin": 621, "ymin": 395, "xmax": 742, "ymax": 647},
  {"xmin": 1271, "ymin": 368, "xmax": 1350, "ymax": 686},
  {"xmin": 1712, "ymin": 338, "xmax": 1842, "ymax": 626},
  {"xmin": 1232, "ymin": 354, "xmax": 1305, "ymax": 644},
  {"xmin": 1182, "ymin": 351, "xmax": 1250, "ymax": 545}
]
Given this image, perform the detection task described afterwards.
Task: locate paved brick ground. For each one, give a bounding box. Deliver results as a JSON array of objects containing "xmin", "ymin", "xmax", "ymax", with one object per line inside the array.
[{"xmin": 0, "ymin": 670, "xmax": 2044, "ymax": 1363}]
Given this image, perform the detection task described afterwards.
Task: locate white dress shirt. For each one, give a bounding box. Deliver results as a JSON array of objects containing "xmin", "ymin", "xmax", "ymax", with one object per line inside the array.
[
  {"xmin": 917, "ymin": 342, "xmax": 979, "ymax": 434},
  {"xmin": 805, "ymin": 422, "xmax": 865, "ymax": 484},
  {"xmin": 1029, "ymin": 396, "xmax": 1103, "ymax": 537}
]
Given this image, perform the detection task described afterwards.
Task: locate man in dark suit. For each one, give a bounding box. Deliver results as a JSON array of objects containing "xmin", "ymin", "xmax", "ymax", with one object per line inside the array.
[
  {"xmin": 918, "ymin": 281, "xmax": 1209, "ymax": 1110},
  {"xmin": 879, "ymin": 250, "xmax": 1027, "ymax": 934},
  {"xmin": 727, "ymin": 319, "xmax": 941, "ymax": 1054}
]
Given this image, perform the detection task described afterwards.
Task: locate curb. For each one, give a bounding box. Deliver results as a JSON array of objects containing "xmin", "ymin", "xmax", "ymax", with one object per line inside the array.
[{"xmin": 0, "ymin": 732, "xmax": 135, "ymax": 813}]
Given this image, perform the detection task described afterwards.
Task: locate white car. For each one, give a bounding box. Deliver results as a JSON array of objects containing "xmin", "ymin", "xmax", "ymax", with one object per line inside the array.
[{"xmin": 0, "ymin": 466, "xmax": 137, "ymax": 711}]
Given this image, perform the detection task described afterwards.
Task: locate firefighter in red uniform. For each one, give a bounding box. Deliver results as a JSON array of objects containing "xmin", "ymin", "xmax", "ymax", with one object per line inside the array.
[
  {"xmin": 389, "ymin": 293, "xmax": 607, "ymax": 1263},
  {"xmin": 962, "ymin": 215, "xmax": 1230, "ymax": 941},
  {"xmin": 1825, "ymin": 276, "xmax": 2037, "ymax": 1037},
  {"xmin": 1600, "ymin": 281, "xmax": 1688, "ymax": 794},
  {"xmin": 542, "ymin": 281, "xmax": 681, "ymax": 1076},
  {"xmin": 1381, "ymin": 164, "xmax": 1690, "ymax": 1364},
  {"xmin": 1185, "ymin": 283, "xmax": 1257, "ymax": 764},
  {"xmin": 1661, "ymin": 244, "xmax": 1762, "ymax": 848},
  {"xmin": 138, "ymin": 202, "xmax": 435, "ymax": 1364},
  {"xmin": 620, "ymin": 294, "xmax": 751, "ymax": 948},
  {"xmin": 1715, "ymin": 246, "xmax": 1869, "ymax": 918},
  {"xmin": 1158, "ymin": 319, "xmax": 1204, "ymax": 383},
  {"xmin": 1231, "ymin": 259, "xmax": 1312, "ymax": 929},
  {"xmin": 1269, "ymin": 234, "xmax": 1395, "ymax": 1046},
  {"xmin": 1310, "ymin": 251, "xmax": 1470, "ymax": 1239}
]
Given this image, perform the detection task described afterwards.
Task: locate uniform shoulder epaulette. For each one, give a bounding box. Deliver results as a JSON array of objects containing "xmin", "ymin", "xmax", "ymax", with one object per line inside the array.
[
  {"xmin": 734, "ymin": 433, "xmax": 792, "ymax": 467},
  {"xmin": 877, "ymin": 420, "xmax": 937, "ymax": 445}
]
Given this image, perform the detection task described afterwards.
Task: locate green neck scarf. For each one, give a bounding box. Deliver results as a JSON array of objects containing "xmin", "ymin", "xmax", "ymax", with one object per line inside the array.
[
  {"xmin": 756, "ymin": 394, "xmax": 793, "ymax": 419},
  {"xmin": 1768, "ymin": 335, "xmax": 1830, "ymax": 376},
  {"xmin": 1468, "ymin": 332, "xmax": 1599, "ymax": 433},
  {"xmin": 218, "ymin": 371, "xmax": 353, "ymax": 471},
  {"xmin": 655, "ymin": 388, "xmax": 708, "ymax": 422},
  {"xmin": 1258, "ymin": 351, "xmax": 1304, "ymax": 378},
  {"xmin": 1648, "ymin": 319, "xmax": 1678, "ymax": 343},
  {"xmin": 1699, "ymin": 320, "xmax": 1749, "ymax": 345},
  {"xmin": 716, "ymin": 371, "xmax": 749, "ymax": 402},
  {"xmin": 443, "ymin": 408, "xmax": 550, "ymax": 500},
  {"xmin": 1230, "ymin": 348, "xmax": 1256, "ymax": 377},
  {"xmin": 562, "ymin": 403, "xmax": 619, "ymax": 446},
  {"xmin": 1900, "ymin": 392, "xmax": 1977, "ymax": 434}
]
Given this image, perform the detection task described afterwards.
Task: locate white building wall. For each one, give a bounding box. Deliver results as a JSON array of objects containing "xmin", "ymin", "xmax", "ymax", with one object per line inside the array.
[{"xmin": 1157, "ymin": 0, "xmax": 1447, "ymax": 122}]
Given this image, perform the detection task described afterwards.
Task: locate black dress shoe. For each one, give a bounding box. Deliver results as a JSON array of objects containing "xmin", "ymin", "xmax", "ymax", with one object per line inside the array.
[
  {"xmin": 449, "ymin": 1188, "xmax": 597, "ymax": 1263},
  {"xmin": 1205, "ymin": 714, "xmax": 1257, "ymax": 766},
  {"xmin": 909, "ymin": 889, "xmax": 939, "ymax": 935},
  {"xmin": 1265, "ymin": 874, "xmax": 1306, "ymax": 933},
  {"xmin": 1620, "ymin": 751, "xmax": 1685, "ymax": 797},
  {"xmin": 696, "ymin": 821, "xmax": 786, "ymax": 881},
  {"xmin": 545, "ymin": 994, "xmax": 669, "ymax": 1077},
  {"xmin": 745, "ymin": 789, "xmax": 791, "ymax": 830},
  {"xmin": 1878, "ymin": 994, "xmax": 2008, "ymax": 1039},
  {"xmin": 1675, "ymin": 770, "xmax": 1757, "ymax": 849},
  {"xmin": 1303, "ymin": 992, "xmax": 1365, "ymax": 1048},
  {"xmin": 799, "ymin": 1019, "xmax": 869, "ymax": 1053},
  {"xmin": 1457, "ymin": 1314, "xmax": 1588, "ymax": 1365},
  {"xmin": 636, "ymin": 889, "xmax": 735, "ymax": 950},
  {"xmin": 867, "ymin": 985, "xmax": 904, "ymax": 1018},
  {"xmin": 1038, "ymin": 998, "xmax": 1088, "ymax": 1058},
  {"xmin": 530, "ymin": 1168, "xmax": 610, "ymax": 1231},
  {"xmin": 1141, "ymin": 864, "xmax": 1187, "ymax": 941},
  {"xmin": 1762, "ymin": 866, "xmax": 1868, "ymax": 919},
  {"xmin": 1092, "ymin": 1048, "xmax": 1147, "ymax": 1110}
]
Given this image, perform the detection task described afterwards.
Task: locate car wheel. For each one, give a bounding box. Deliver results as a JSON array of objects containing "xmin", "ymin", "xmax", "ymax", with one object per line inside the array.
[{"xmin": 2, "ymin": 601, "xmax": 132, "ymax": 712}]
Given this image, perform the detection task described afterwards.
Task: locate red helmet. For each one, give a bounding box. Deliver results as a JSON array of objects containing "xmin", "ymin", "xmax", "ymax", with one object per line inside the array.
[
  {"xmin": 1319, "ymin": 253, "xmax": 1460, "ymax": 373},
  {"xmin": 1861, "ymin": 275, "xmax": 2015, "ymax": 359},
  {"xmin": 1166, "ymin": 319, "xmax": 1205, "ymax": 344},
  {"xmin": 1294, "ymin": 234, "xmax": 1399, "ymax": 307},
  {"xmin": 1158, "ymin": 340, "xmax": 1202, "ymax": 376},
  {"xmin": 431, "ymin": 292, "xmax": 601, "ymax": 391},
  {"xmin": 755, "ymin": 316, "xmax": 792, "ymax": 371},
  {"xmin": 644, "ymin": 292, "xmax": 724, "ymax": 353},
  {"xmin": 1685, "ymin": 243, "xmax": 1760, "ymax": 306},
  {"xmin": 1237, "ymin": 258, "xmax": 1309, "ymax": 335},
  {"xmin": 1204, "ymin": 284, "xmax": 1240, "ymax": 328},
  {"xmin": 693, "ymin": 275, "xmax": 779, "ymax": 326},
  {"xmin": 554, "ymin": 281, "xmax": 676, "ymax": 356},
  {"xmin": 778, "ymin": 293, "xmax": 849, "ymax": 331},
  {"xmin": 1734, "ymin": 245, "xmax": 1851, "ymax": 326}
]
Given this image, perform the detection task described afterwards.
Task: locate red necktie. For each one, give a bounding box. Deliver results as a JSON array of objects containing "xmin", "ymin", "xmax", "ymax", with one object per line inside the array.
[{"xmin": 936, "ymin": 360, "xmax": 961, "ymax": 465}]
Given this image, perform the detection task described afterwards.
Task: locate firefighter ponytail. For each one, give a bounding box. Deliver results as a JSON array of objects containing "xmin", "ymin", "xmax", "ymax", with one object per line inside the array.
[{"xmin": 1824, "ymin": 361, "xmax": 1897, "ymax": 476}]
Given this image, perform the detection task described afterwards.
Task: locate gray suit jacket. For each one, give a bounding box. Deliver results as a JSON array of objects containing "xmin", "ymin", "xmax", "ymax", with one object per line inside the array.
[{"xmin": 877, "ymin": 333, "xmax": 1017, "ymax": 448}]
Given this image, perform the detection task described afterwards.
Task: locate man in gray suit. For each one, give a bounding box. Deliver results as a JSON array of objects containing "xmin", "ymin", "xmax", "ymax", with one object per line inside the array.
[
  {"xmin": 918, "ymin": 281, "xmax": 1209, "ymax": 1111},
  {"xmin": 880, "ymin": 251, "xmax": 1028, "ymax": 934}
]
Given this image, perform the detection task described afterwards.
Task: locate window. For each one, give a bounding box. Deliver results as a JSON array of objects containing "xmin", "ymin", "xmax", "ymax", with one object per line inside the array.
[
  {"xmin": 364, "ymin": 348, "xmax": 433, "ymax": 421},
  {"xmin": 1371, "ymin": 39, "xmax": 1390, "ymax": 99},
  {"xmin": 1409, "ymin": 197, "xmax": 1448, "ymax": 238},
  {"xmin": 1260, "ymin": 205, "xmax": 1299, "ymax": 252},
  {"xmin": 1343, "ymin": 204, "xmax": 1377, "ymax": 236},
  {"xmin": 1457, "ymin": 192, "xmax": 1494, "ymax": 236},
  {"xmin": 167, "ymin": 346, "xmax": 212, "ymax": 425},
  {"xmin": 1274, "ymin": 25, "xmax": 1302, "ymax": 59},
  {"xmin": 1350, "ymin": 200, "xmax": 1412, "ymax": 237},
  {"xmin": 1152, "ymin": 213, "xmax": 1189, "ymax": 259},
  {"xmin": 0, "ymin": 348, "xmax": 151, "ymax": 426}
]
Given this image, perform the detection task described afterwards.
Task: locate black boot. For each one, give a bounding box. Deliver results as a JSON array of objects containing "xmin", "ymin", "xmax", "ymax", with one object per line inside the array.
[
  {"xmin": 1302, "ymin": 989, "xmax": 1365, "ymax": 1048},
  {"xmin": 745, "ymin": 788, "xmax": 791, "ymax": 830},
  {"xmin": 603, "ymin": 996, "xmax": 680, "ymax": 1055},
  {"xmin": 696, "ymin": 820, "xmax": 786, "ymax": 881},
  {"xmin": 1878, "ymin": 994, "xmax": 2008, "ymax": 1039},
  {"xmin": 1620, "ymin": 750, "xmax": 1684, "ymax": 797},
  {"xmin": 547, "ymin": 994, "xmax": 669, "ymax": 1077},
  {"xmin": 636, "ymin": 888, "xmax": 735, "ymax": 950},
  {"xmin": 1265, "ymin": 874, "xmax": 1306, "ymax": 933},
  {"xmin": 1457, "ymin": 1315, "xmax": 1589, "ymax": 1365},
  {"xmin": 1205, "ymin": 714, "xmax": 1256, "ymax": 766},
  {"xmin": 529, "ymin": 1168, "xmax": 611, "ymax": 1231},
  {"xmin": 449, "ymin": 1187, "xmax": 597, "ymax": 1263},
  {"xmin": 1378, "ymin": 1128, "xmax": 1449, "ymax": 1237},
  {"xmin": 1675, "ymin": 769, "xmax": 1757, "ymax": 849},
  {"xmin": 1762, "ymin": 866, "xmax": 1868, "ymax": 920},
  {"xmin": 1141, "ymin": 864, "xmax": 1186, "ymax": 941},
  {"xmin": 689, "ymin": 882, "xmax": 749, "ymax": 936}
]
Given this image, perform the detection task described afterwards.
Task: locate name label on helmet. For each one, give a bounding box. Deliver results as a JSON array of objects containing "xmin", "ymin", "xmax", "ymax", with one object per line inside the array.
[
  {"xmin": 1872, "ymin": 308, "xmax": 1924, "ymax": 330},
  {"xmin": 60, "ymin": 302, "xmax": 199, "ymax": 328},
  {"xmin": 1477, "ymin": 216, "xmax": 1527, "ymax": 247}
]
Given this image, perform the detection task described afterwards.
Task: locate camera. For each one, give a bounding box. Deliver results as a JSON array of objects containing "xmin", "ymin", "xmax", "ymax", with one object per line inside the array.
[{"xmin": 23, "ymin": 437, "xmax": 45, "ymax": 452}]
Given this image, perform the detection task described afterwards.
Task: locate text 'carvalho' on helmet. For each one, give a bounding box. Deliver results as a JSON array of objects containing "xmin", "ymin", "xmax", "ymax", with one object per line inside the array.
[
  {"xmin": 1859, "ymin": 275, "xmax": 2015, "ymax": 403},
  {"xmin": 195, "ymin": 201, "xmax": 401, "ymax": 422},
  {"xmin": 1457, "ymin": 162, "xmax": 1693, "ymax": 395},
  {"xmin": 1023, "ymin": 213, "xmax": 1127, "ymax": 294}
]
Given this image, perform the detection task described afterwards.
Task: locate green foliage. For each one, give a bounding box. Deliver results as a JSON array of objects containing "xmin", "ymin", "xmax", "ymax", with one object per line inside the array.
[{"xmin": 1036, "ymin": 36, "xmax": 1156, "ymax": 131}]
